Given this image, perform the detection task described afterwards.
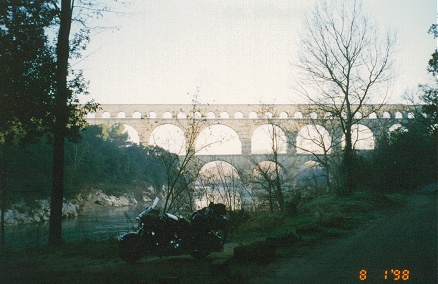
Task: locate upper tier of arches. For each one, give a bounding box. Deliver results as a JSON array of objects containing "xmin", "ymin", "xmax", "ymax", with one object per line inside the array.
[{"xmin": 86, "ymin": 104, "xmax": 415, "ymax": 121}]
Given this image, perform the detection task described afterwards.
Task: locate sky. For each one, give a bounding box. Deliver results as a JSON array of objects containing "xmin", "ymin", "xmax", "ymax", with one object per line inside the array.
[{"xmin": 75, "ymin": 0, "xmax": 437, "ymax": 105}]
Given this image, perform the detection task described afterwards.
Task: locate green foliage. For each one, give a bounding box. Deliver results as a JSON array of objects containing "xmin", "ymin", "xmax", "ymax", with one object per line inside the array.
[
  {"xmin": 2, "ymin": 125, "xmax": 171, "ymax": 203},
  {"xmin": 100, "ymin": 123, "xmax": 129, "ymax": 146},
  {"xmin": 7, "ymin": 137, "xmax": 54, "ymax": 199},
  {"xmin": 371, "ymin": 120, "xmax": 436, "ymax": 192},
  {"xmin": 419, "ymin": 24, "xmax": 438, "ymax": 133},
  {"xmin": 230, "ymin": 191, "xmax": 405, "ymax": 244},
  {"xmin": 0, "ymin": 1, "xmax": 56, "ymax": 138},
  {"xmin": 233, "ymin": 211, "xmax": 287, "ymax": 235},
  {"xmin": 368, "ymin": 24, "xmax": 438, "ymax": 192},
  {"xmin": 63, "ymin": 125, "xmax": 172, "ymax": 197}
]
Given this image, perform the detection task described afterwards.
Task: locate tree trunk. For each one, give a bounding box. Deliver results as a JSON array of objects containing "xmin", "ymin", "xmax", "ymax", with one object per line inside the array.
[
  {"xmin": 274, "ymin": 168, "xmax": 284, "ymax": 211},
  {"xmin": 0, "ymin": 134, "xmax": 9, "ymax": 253},
  {"xmin": 48, "ymin": 0, "xmax": 72, "ymax": 246},
  {"xmin": 267, "ymin": 183, "xmax": 274, "ymax": 213},
  {"xmin": 343, "ymin": 121, "xmax": 355, "ymax": 195},
  {"xmin": 48, "ymin": 131, "xmax": 65, "ymax": 245}
]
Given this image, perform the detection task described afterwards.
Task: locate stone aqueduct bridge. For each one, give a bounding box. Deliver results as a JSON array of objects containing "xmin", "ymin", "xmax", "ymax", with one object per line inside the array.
[{"xmin": 85, "ymin": 104, "xmax": 412, "ymax": 175}]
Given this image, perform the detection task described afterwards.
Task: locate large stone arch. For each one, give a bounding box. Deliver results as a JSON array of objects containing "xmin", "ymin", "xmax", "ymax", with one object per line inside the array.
[
  {"xmin": 195, "ymin": 125, "xmax": 242, "ymax": 155},
  {"xmin": 252, "ymin": 160, "xmax": 286, "ymax": 180},
  {"xmin": 342, "ymin": 124, "xmax": 375, "ymax": 150},
  {"xmin": 389, "ymin": 123, "xmax": 407, "ymax": 133},
  {"xmin": 196, "ymin": 161, "xmax": 243, "ymax": 210},
  {"xmin": 148, "ymin": 124, "xmax": 186, "ymax": 155},
  {"xmin": 251, "ymin": 124, "xmax": 287, "ymax": 154},
  {"xmin": 107, "ymin": 123, "xmax": 140, "ymax": 145},
  {"xmin": 296, "ymin": 125, "xmax": 332, "ymax": 154},
  {"xmin": 198, "ymin": 160, "xmax": 242, "ymax": 183},
  {"xmin": 250, "ymin": 160, "xmax": 289, "ymax": 211},
  {"xmin": 296, "ymin": 161, "xmax": 328, "ymax": 197},
  {"xmin": 122, "ymin": 124, "xmax": 140, "ymax": 144}
]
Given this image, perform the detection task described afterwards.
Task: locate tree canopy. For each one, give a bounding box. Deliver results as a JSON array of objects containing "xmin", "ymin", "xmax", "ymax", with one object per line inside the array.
[
  {"xmin": 419, "ymin": 24, "xmax": 438, "ymax": 133},
  {"xmin": 0, "ymin": 1, "xmax": 56, "ymax": 139},
  {"xmin": 2, "ymin": 125, "xmax": 171, "ymax": 204}
]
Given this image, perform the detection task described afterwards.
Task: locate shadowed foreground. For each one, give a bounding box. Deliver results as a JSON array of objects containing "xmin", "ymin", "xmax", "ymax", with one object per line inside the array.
[
  {"xmin": 0, "ymin": 186, "xmax": 436, "ymax": 283},
  {"xmin": 251, "ymin": 185, "xmax": 437, "ymax": 283}
]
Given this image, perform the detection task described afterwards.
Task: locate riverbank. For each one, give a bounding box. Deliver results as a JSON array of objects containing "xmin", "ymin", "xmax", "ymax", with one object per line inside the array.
[
  {"xmin": 0, "ymin": 189, "xmax": 417, "ymax": 283},
  {"xmin": 3, "ymin": 189, "xmax": 140, "ymax": 226}
]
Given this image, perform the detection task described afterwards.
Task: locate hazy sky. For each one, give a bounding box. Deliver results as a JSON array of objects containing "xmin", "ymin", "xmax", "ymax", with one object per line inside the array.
[{"xmin": 76, "ymin": 0, "xmax": 437, "ymax": 105}]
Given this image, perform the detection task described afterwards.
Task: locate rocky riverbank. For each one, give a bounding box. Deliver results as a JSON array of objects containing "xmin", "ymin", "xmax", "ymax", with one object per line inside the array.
[{"xmin": 4, "ymin": 190, "xmax": 140, "ymax": 225}]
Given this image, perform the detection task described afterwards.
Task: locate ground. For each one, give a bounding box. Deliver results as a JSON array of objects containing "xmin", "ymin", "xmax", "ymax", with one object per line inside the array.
[
  {"xmin": 250, "ymin": 186, "xmax": 437, "ymax": 283},
  {"xmin": 0, "ymin": 186, "xmax": 436, "ymax": 283}
]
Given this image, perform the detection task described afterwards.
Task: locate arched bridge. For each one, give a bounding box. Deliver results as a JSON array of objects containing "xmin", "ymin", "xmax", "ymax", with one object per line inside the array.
[{"xmin": 85, "ymin": 104, "xmax": 414, "ymax": 174}]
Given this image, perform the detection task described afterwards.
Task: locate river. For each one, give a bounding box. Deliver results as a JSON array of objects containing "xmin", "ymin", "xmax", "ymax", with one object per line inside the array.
[{"xmin": 4, "ymin": 205, "xmax": 145, "ymax": 250}]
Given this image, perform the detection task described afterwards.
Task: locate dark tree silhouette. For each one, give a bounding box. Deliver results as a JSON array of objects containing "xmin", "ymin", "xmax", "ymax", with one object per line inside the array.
[
  {"xmin": 0, "ymin": 0, "xmax": 56, "ymax": 253},
  {"xmin": 47, "ymin": 0, "xmax": 100, "ymax": 245},
  {"xmin": 295, "ymin": 0, "xmax": 396, "ymax": 194}
]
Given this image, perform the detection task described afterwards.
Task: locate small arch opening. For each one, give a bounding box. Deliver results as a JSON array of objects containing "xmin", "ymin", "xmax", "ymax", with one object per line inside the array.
[
  {"xmin": 193, "ymin": 112, "xmax": 202, "ymax": 119},
  {"xmin": 163, "ymin": 112, "xmax": 173, "ymax": 119},
  {"xmin": 234, "ymin": 112, "xmax": 244, "ymax": 119},
  {"xmin": 177, "ymin": 112, "xmax": 187, "ymax": 119},
  {"xmin": 354, "ymin": 112, "xmax": 362, "ymax": 119},
  {"xmin": 220, "ymin": 112, "xmax": 230, "ymax": 119},
  {"xmin": 206, "ymin": 112, "xmax": 216, "ymax": 119},
  {"xmin": 368, "ymin": 112, "xmax": 377, "ymax": 119},
  {"xmin": 279, "ymin": 112, "xmax": 288, "ymax": 119}
]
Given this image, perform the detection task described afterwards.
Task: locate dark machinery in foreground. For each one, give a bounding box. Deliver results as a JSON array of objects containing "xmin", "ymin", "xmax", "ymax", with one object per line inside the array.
[{"xmin": 118, "ymin": 198, "xmax": 228, "ymax": 263}]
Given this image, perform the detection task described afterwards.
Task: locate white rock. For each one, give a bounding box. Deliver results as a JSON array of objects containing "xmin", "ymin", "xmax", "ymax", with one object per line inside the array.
[{"xmin": 62, "ymin": 202, "xmax": 78, "ymax": 217}]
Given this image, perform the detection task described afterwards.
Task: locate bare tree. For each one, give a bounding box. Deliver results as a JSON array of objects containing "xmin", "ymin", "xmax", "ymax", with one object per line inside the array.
[
  {"xmin": 146, "ymin": 94, "xmax": 232, "ymax": 213},
  {"xmin": 147, "ymin": 97, "xmax": 203, "ymax": 213},
  {"xmin": 246, "ymin": 105, "xmax": 297, "ymax": 212},
  {"xmin": 295, "ymin": 0, "xmax": 396, "ymax": 194},
  {"xmin": 294, "ymin": 110, "xmax": 340, "ymax": 193}
]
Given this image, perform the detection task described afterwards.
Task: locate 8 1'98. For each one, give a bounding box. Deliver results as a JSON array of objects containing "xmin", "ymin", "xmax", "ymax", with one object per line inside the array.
[{"xmin": 359, "ymin": 269, "xmax": 410, "ymax": 281}]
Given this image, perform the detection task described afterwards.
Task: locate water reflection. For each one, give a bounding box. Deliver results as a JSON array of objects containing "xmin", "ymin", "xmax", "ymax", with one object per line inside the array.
[{"xmin": 4, "ymin": 205, "xmax": 143, "ymax": 251}]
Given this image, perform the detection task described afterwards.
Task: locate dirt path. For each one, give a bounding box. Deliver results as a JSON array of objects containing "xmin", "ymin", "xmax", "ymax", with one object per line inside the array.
[{"xmin": 250, "ymin": 185, "xmax": 437, "ymax": 284}]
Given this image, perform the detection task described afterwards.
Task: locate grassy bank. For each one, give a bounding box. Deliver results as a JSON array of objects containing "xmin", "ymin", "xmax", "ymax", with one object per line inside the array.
[{"xmin": 229, "ymin": 191, "xmax": 407, "ymax": 253}]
